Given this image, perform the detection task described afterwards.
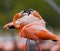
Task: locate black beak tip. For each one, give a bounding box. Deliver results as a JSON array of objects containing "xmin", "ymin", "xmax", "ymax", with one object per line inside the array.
[
  {"xmin": 23, "ymin": 9, "xmax": 33, "ymax": 15},
  {"xmin": 9, "ymin": 26, "xmax": 15, "ymax": 29}
]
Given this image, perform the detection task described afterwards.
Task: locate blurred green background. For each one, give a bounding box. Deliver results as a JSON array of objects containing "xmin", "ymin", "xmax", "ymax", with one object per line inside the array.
[{"xmin": 0, "ymin": 0, "xmax": 60, "ymax": 32}]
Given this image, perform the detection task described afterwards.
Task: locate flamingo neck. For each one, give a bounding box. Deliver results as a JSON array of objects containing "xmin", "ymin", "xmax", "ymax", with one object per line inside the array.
[{"xmin": 13, "ymin": 13, "xmax": 21, "ymax": 29}]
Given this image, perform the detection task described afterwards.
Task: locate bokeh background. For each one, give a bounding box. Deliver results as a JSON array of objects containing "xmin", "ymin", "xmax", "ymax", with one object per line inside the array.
[
  {"xmin": 0, "ymin": 0, "xmax": 60, "ymax": 31},
  {"xmin": 0, "ymin": 0, "xmax": 60, "ymax": 51}
]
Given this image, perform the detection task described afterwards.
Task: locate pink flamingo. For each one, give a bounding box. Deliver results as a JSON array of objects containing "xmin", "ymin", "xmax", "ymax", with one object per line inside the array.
[
  {"xmin": 3, "ymin": 9, "xmax": 60, "ymax": 51},
  {"xmin": 50, "ymin": 41, "xmax": 60, "ymax": 51}
]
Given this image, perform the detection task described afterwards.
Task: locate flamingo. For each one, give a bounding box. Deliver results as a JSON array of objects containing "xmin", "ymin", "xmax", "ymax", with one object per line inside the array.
[
  {"xmin": 0, "ymin": 38, "xmax": 4, "ymax": 51},
  {"xmin": 16, "ymin": 37, "xmax": 25, "ymax": 51},
  {"xmin": 50, "ymin": 42, "xmax": 60, "ymax": 51},
  {"xmin": 4, "ymin": 40, "xmax": 15, "ymax": 51},
  {"xmin": 3, "ymin": 9, "xmax": 60, "ymax": 51},
  {"xmin": 34, "ymin": 40, "xmax": 56, "ymax": 51}
]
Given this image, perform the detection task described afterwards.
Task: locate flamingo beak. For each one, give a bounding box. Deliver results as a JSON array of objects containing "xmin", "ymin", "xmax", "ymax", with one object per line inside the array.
[
  {"xmin": 9, "ymin": 25, "xmax": 15, "ymax": 29},
  {"xmin": 3, "ymin": 23, "xmax": 15, "ymax": 30},
  {"xmin": 23, "ymin": 9, "xmax": 33, "ymax": 15}
]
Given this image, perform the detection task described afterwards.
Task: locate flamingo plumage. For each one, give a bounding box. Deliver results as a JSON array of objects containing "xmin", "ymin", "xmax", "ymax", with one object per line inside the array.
[{"xmin": 3, "ymin": 9, "xmax": 60, "ymax": 51}]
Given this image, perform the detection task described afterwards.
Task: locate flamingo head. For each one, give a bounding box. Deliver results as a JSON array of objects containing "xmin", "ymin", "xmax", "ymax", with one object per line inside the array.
[
  {"xmin": 3, "ymin": 22, "xmax": 15, "ymax": 30},
  {"xmin": 14, "ymin": 9, "xmax": 42, "ymax": 29}
]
